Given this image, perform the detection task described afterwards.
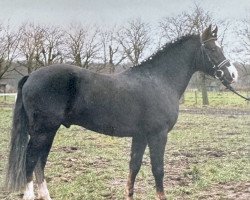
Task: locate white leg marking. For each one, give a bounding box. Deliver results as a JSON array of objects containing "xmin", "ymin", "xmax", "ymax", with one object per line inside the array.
[
  {"xmin": 23, "ymin": 181, "xmax": 35, "ymax": 200},
  {"xmin": 37, "ymin": 180, "xmax": 52, "ymax": 200}
]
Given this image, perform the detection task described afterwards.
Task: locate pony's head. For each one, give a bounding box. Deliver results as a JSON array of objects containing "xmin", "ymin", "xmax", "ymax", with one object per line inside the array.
[{"xmin": 200, "ymin": 25, "xmax": 238, "ymax": 85}]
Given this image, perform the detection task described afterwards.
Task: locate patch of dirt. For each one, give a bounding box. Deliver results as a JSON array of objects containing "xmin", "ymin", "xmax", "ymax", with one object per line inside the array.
[
  {"xmin": 163, "ymin": 146, "xmax": 249, "ymax": 199},
  {"xmin": 202, "ymin": 147, "xmax": 225, "ymax": 158},
  {"xmin": 172, "ymin": 148, "xmax": 226, "ymax": 160},
  {"xmin": 165, "ymin": 157, "xmax": 193, "ymax": 188},
  {"xmin": 226, "ymin": 132, "xmax": 241, "ymax": 135},
  {"xmin": 198, "ymin": 182, "xmax": 250, "ymax": 200},
  {"xmin": 52, "ymin": 146, "xmax": 79, "ymax": 153}
]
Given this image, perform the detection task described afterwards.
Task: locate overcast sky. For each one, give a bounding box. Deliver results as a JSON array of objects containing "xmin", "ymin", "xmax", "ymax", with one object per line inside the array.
[
  {"xmin": 0, "ymin": 0, "xmax": 249, "ymax": 61},
  {"xmin": 0, "ymin": 0, "xmax": 249, "ymax": 28}
]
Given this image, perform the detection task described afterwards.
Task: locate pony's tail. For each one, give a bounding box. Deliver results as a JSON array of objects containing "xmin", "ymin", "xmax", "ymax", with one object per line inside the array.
[{"xmin": 5, "ymin": 76, "xmax": 29, "ymax": 192}]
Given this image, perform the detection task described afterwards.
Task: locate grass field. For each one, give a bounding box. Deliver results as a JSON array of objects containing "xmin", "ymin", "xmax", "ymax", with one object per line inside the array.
[
  {"xmin": 0, "ymin": 93, "xmax": 249, "ymax": 199},
  {"xmin": 1, "ymin": 91, "xmax": 250, "ymax": 108},
  {"xmin": 183, "ymin": 91, "xmax": 250, "ymax": 108}
]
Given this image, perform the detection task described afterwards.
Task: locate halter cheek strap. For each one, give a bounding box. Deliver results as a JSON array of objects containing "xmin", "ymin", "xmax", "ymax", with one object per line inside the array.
[{"xmin": 201, "ymin": 38, "xmax": 229, "ymax": 80}]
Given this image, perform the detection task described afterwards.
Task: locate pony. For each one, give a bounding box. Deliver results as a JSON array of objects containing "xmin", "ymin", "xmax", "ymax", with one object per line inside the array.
[{"xmin": 5, "ymin": 25, "xmax": 238, "ymax": 200}]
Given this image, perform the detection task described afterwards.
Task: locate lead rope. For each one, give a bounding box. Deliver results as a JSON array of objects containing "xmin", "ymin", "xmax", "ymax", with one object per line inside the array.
[{"xmin": 224, "ymin": 84, "xmax": 250, "ymax": 101}]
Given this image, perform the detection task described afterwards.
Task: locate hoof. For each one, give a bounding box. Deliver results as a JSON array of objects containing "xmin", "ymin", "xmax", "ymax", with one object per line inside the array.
[
  {"xmin": 125, "ymin": 187, "xmax": 134, "ymax": 200},
  {"xmin": 23, "ymin": 194, "xmax": 35, "ymax": 200},
  {"xmin": 37, "ymin": 196, "xmax": 52, "ymax": 200},
  {"xmin": 125, "ymin": 192, "xmax": 133, "ymax": 200},
  {"xmin": 156, "ymin": 192, "xmax": 166, "ymax": 200},
  {"xmin": 37, "ymin": 180, "xmax": 52, "ymax": 200}
]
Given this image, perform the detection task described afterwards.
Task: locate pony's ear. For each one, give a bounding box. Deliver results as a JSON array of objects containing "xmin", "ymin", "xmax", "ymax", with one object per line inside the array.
[
  {"xmin": 201, "ymin": 24, "xmax": 212, "ymax": 41},
  {"xmin": 212, "ymin": 25, "xmax": 218, "ymax": 38}
]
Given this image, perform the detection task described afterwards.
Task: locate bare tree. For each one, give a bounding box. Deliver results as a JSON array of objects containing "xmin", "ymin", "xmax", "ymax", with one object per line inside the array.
[
  {"xmin": 159, "ymin": 4, "xmax": 229, "ymax": 105},
  {"xmin": 159, "ymin": 4, "xmax": 228, "ymax": 42},
  {"xmin": 38, "ymin": 25, "xmax": 65, "ymax": 66},
  {"xmin": 0, "ymin": 24, "xmax": 21, "ymax": 79},
  {"xmin": 64, "ymin": 24, "xmax": 100, "ymax": 69},
  {"xmin": 18, "ymin": 23, "xmax": 45, "ymax": 74},
  {"xmin": 99, "ymin": 27, "xmax": 126, "ymax": 73},
  {"xmin": 235, "ymin": 61, "xmax": 250, "ymax": 90},
  {"xmin": 238, "ymin": 19, "xmax": 250, "ymax": 54},
  {"xmin": 117, "ymin": 18, "xmax": 151, "ymax": 66},
  {"xmin": 235, "ymin": 19, "xmax": 250, "ymax": 62},
  {"xmin": 234, "ymin": 19, "xmax": 250, "ymax": 89},
  {"xmin": 159, "ymin": 12, "xmax": 194, "ymax": 43}
]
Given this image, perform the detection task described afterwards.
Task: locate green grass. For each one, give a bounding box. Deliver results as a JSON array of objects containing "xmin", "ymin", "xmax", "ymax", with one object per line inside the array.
[
  {"xmin": 0, "ymin": 106, "xmax": 249, "ymax": 199},
  {"xmin": 183, "ymin": 91, "xmax": 250, "ymax": 108},
  {"xmin": 1, "ymin": 91, "xmax": 250, "ymax": 108},
  {"xmin": 0, "ymin": 96, "xmax": 16, "ymax": 106}
]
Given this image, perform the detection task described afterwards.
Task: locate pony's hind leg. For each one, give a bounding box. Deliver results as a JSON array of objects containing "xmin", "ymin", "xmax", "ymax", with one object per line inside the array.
[
  {"xmin": 34, "ymin": 132, "xmax": 57, "ymax": 200},
  {"xmin": 36, "ymin": 176, "xmax": 51, "ymax": 200},
  {"xmin": 147, "ymin": 131, "xmax": 168, "ymax": 200},
  {"xmin": 23, "ymin": 133, "xmax": 42, "ymax": 200},
  {"xmin": 23, "ymin": 181, "xmax": 35, "ymax": 200},
  {"xmin": 24, "ymin": 127, "xmax": 58, "ymax": 200},
  {"xmin": 126, "ymin": 135, "xmax": 147, "ymax": 200}
]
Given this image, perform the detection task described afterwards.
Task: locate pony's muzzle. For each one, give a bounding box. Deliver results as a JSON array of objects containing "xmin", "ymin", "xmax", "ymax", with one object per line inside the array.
[
  {"xmin": 218, "ymin": 64, "xmax": 238, "ymax": 84},
  {"xmin": 228, "ymin": 64, "xmax": 238, "ymax": 83}
]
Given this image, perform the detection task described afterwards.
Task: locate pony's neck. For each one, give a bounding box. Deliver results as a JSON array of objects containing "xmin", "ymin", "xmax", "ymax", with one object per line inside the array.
[{"xmin": 127, "ymin": 35, "xmax": 201, "ymax": 99}]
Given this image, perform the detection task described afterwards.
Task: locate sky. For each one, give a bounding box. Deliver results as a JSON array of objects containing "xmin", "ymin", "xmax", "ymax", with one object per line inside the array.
[
  {"xmin": 0, "ymin": 0, "xmax": 249, "ymax": 61},
  {"xmin": 0, "ymin": 0, "xmax": 249, "ymax": 28}
]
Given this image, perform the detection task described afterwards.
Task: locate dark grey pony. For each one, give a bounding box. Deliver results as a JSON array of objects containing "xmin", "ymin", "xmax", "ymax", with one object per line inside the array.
[{"xmin": 5, "ymin": 25, "xmax": 238, "ymax": 200}]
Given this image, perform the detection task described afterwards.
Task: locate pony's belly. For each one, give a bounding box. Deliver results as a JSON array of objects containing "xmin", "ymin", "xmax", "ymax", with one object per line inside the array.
[{"xmin": 70, "ymin": 121, "xmax": 134, "ymax": 137}]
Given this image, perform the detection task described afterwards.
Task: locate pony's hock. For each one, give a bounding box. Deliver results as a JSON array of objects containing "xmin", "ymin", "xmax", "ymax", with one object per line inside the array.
[{"xmin": 5, "ymin": 25, "xmax": 238, "ymax": 200}]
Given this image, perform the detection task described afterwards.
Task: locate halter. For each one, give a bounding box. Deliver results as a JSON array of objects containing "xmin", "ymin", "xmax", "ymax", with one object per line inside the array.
[
  {"xmin": 200, "ymin": 37, "xmax": 250, "ymax": 101},
  {"xmin": 201, "ymin": 37, "xmax": 230, "ymax": 80}
]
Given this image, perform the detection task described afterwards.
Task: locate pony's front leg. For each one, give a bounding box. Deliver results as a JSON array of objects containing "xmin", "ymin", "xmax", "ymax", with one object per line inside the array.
[
  {"xmin": 147, "ymin": 131, "xmax": 168, "ymax": 200},
  {"xmin": 126, "ymin": 135, "xmax": 147, "ymax": 200}
]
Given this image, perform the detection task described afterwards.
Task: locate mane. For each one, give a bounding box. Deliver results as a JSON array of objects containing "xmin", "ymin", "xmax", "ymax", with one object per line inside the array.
[{"xmin": 131, "ymin": 34, "xmax": 199, "ymax": 69}]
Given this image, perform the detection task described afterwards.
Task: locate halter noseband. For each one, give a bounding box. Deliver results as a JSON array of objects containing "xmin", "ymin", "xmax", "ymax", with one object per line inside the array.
[{"xmin": 201, "ymin": 37, "xmax": 229, "ymax": 80}]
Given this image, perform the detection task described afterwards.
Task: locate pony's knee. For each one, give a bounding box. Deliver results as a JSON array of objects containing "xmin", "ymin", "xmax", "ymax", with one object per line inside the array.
[
  {"xmin": 129, "ymin": 161, "xmax": 141, "ymax": 174},
  {"xmin": 152, "ymin": 166, "xmax": 164, "ymax": 178}
]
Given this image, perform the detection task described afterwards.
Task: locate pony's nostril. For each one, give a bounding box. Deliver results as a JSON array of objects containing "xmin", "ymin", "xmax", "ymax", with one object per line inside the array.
[{"xmin": 232, "ymin": 73, "xmax": 235, "ymax": 79}]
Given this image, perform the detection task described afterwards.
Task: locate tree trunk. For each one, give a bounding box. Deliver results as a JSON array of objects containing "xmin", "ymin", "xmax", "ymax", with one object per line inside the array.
[{"xmin": 200, "ymin": 72, "xmax": 209, "ymax": 105}]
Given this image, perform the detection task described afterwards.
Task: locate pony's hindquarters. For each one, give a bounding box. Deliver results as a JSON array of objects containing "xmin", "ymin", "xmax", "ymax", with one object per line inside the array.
[{"xmin": 5, "ymin": 76, "xmax": 29, "ymax": 192}]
